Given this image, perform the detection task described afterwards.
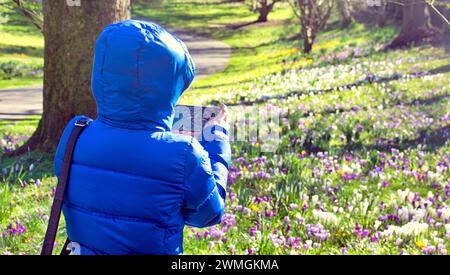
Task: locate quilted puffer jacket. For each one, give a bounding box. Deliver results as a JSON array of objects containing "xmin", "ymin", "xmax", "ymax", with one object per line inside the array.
[{"xmin": 54, "ymin": 20, "xmax": 231, "ymax": 255}]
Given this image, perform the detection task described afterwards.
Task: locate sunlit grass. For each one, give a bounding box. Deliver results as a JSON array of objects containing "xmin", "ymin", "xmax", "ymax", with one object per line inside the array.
[
  {"xmin": 0, "ymin": 5, "xmax": 43, "ymax": 89},
  {"xmin": 0, "ymin": 30, "xmax": 43, "ymax": 49},
  {"xmin": 0, "ymin": 78, "xmax": 42, "ymax": 89}
]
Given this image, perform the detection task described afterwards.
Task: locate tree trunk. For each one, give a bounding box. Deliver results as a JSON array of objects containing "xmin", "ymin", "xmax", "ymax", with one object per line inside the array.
[
  {"xmin": 445, "ymin": 27, "xmax": 450, "ymax": 54},
  {"xmin": 376, "ymin": 1, "xmax": 388, "ymax": 27},
  {"xmin": 302, "ymin": 25, "xmax": 315, "ymax": 53},
  {"xmin": 297, "ymin": 0, "xmax": 333, "ymax": 54},
  {"xmin": 256, "ymin": 1, "xmax": 275, "ymax": 23},
  {"xmin": 388, "ymin": 0, "xmax": 433, "ymax": 48},
  {"xmin": 12, "ymin": 0, "xmax": 130, "ymax": 155},
  {"xmin": 257, "ymin": 5, "xmax": 269, "ymax": 22},
  {"xmin": 303, "ymin": 36, "xmax": 313, "ymax": 53},
  {"xmin": 299, "ymin": 0, "xmax": 313, "ymax": 53},
  {"xmin": 337, "ymin": 0, "xmax": 352, "ymax": 28}
]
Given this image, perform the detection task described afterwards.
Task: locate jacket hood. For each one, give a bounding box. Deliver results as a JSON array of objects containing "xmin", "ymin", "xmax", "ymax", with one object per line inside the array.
[{"xmin": 91, "ymin": 20, "xmax": 195, "ymax": 131}]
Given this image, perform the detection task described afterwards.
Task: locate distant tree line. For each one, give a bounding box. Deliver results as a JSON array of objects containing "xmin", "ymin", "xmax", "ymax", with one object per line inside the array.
[
  {"xmin": 7, "ymin": 0, "xmax": 450, "ymax": 54},
  {"xmin": 231, "ymin": 0, "xmax": 448, "ymax": 53},
  {"xmin": 5, "ymin": 0, "xmax": 449, "ymax": 154}
]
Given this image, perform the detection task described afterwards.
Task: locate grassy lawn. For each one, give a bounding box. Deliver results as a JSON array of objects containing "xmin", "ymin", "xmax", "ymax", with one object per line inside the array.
[
  {"xmin": 0, "ymin": 4, "xmax": 43, "ymax": 89},
  {"xmin": 1, "ymin": 0, "xmax": 449, "ymax": 255}
]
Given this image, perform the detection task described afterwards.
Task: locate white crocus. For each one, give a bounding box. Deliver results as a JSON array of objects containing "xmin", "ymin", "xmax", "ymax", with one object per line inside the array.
[
  {"xmin": 311, "ymin": 195, "xmax": 319, "ymax": 206},
  {"xmin": 385, "ymin": 221, "xmax": 429, "ymax": 239},
  {"xmin": 313, "ymin": 209, "xmax": 339, "ymax": 225}
]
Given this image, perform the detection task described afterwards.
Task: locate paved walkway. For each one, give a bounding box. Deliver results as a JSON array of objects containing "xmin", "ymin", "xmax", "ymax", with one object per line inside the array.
[{"xmin": 0, "ymin": 31, "xmax": 231, "ymax": 120}]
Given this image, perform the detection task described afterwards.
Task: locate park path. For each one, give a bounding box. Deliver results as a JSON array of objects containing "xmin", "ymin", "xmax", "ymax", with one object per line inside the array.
[{"xmin": 0, "ymin": 31, "xmax": 231, "ymax": 120}]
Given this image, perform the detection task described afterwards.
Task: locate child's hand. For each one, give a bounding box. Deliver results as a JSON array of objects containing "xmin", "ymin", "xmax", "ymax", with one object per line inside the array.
[{"xmin": 204, "ymin": 104, "xmax": 230, "ymax": 131}]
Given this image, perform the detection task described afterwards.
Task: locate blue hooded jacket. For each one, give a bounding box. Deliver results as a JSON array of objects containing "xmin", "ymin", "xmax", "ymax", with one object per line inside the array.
[{"xmin": 54, "ymin": 20, "xmax": 231, "ymax": 255}]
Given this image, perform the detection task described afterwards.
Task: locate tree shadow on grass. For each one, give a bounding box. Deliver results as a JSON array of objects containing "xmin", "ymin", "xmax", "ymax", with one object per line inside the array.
[
  {"xmin": 0, "ymin": 44, "xmax": 43, "ymax": 58},
  {"xmin": 353, "ymin": 124, "xmax": 450, "ymax": 154},
  {"xmin": 282, "ymin": 90, "xmax": 449, "ymax": 158},
  {"xmin": 218, "ymin": 60, "xmax": 450, "ymax": 106},
  {"xmin": 295, "ymin": 91, "xmax": 450, "ymax": 119},
  {"xmin": 197, "ymin": 45, "xmax": 450, "ymax": 99},
  {"xmin": 427, "ymin": 64, "xmax": 450, "ymax": 75},
  {"xmin": 343, "ymin": 91, "xmax": 450, "ymax": 154},
  {"xmin": 133, "ymin": 1, "xmax": 240, "ymax": 33},
  {"xmin": 226, "ymin": 20, "xmax": 260, "ymax": 30}
]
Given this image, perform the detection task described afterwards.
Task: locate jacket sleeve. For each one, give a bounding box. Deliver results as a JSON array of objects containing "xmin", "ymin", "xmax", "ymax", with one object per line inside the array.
[{"xmin": 182, "ymin": 125, "xmax": 231, "ymax": 228}]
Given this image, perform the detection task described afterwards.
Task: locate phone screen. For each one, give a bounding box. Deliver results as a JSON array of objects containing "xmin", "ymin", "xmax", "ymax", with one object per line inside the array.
[{"xmin": 172, "ymin": 105, "xmax": 221, "ymax": 133}]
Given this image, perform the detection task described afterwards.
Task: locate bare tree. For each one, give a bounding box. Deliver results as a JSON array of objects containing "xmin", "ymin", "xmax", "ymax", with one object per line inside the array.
[
  {"xmin": 245, "ymin": 0, "xmax": 281, "ymax": 22},
  {"xmin": 336, "ymin": 0, "xmax": 353, "ymax": 27},
  {"xmin": 6, "ymin": 0, "xmax": 43, "ymax": 32},
  {"xmin": 289, "ymin": 0, "xmax": 334, "ymax": 53},
  {"xmin": 13, "ymin": 0, "xmax": 131, "ymax": 155}
]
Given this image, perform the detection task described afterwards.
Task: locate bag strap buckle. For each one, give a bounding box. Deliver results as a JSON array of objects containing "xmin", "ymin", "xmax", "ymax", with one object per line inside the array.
[{"xmin": 74, "ymin": 118, "xmax": 91, "ymax": 127}]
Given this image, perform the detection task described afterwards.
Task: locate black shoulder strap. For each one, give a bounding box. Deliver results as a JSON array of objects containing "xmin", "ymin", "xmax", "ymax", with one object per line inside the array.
[{"xmin": 41, "ymin": 118, "xmax": 91, "ymax": 255}]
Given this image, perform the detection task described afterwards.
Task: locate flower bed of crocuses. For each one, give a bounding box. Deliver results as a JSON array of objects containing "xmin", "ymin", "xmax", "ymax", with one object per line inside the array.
[
  {"xmin": 182, "ymin": 44, "xmax": 450, "ymax": 255},
  {"xmin": 1, "ymin": 43, "xmax": 449, "ymax": 255}
]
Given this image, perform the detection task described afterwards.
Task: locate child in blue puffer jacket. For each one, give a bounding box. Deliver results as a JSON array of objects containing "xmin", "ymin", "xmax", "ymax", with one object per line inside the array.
[{"xmin": 54, "ymin": 20, "xmax": 231, "ymax": 255}]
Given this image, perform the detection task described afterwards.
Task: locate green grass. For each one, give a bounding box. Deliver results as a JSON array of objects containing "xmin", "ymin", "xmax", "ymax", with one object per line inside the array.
[
  {"xmin": 0, "ymin": 78, "xmax": 42, "ymax": 89},
  {"xmin": 0, "ymin": 116, "xmax": 39, "ymax": 134},
  {"xmin": 0, "ymin": 5, "xmax": 43, "ymax": 88},
  {"xmin": 0, "ymin": 0, "xmax": 397, "ymax": 93},
  {"xmin": 134, "ymin": 1, "xmax": 401, "ymax": 105},
  {"xmin": 133, "ymin": 1, "xmax": 298, "ymax": 102}
]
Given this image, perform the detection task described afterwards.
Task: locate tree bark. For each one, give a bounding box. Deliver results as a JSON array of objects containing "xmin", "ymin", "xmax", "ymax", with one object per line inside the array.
[
  {"xmin": 255, "ymin": 0, "xmax": 277, "ymax": 23},
  {"xmin": 376, "ymin": 1, "xmax": 403, "ymax": 27},
  {"xmin": 12, "ymin": 0, "xmax": 130, "ymax": 155},
  {"xmin": 302, "ymin": 31, "xmax": 314, "ymax": 53},
  {"xmin": 257, "ymin": 4, "xmax": 269, "ymax": 22},
  {"xmin": 388, "ymin": 0, "xmax": 433, "ymax": 49},
  {"xmin": 336, "ymin": 0, "xmax": 352, "ymax": 28},
  {"xmin": 297, "ymin": 0, "xmax": 333, "ymax": 53}
]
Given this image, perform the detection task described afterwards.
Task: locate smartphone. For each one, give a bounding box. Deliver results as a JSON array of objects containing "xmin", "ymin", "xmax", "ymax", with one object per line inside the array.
[{"xmin": 172, "ymin": 105, "xmax": 221, "ymax": 133}]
